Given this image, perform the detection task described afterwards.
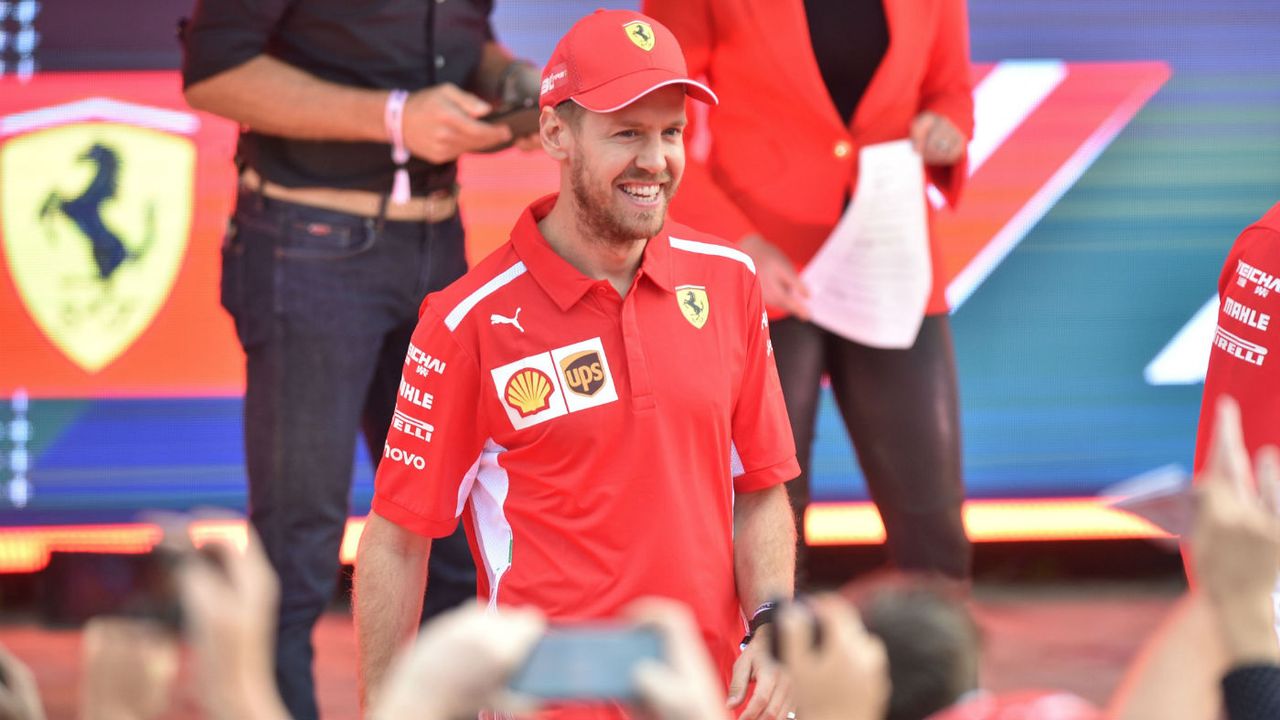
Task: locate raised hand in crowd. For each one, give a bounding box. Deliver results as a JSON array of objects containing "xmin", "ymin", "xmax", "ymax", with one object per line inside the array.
[
  {"xmin": 370, "ymin": 603, "xmax": 544, "ymax": 720},
  {"xmin": 1191, "ymin": 395, "xmax": 1280, "ymax": 667},
  {"xmin": 174, "ymin": 530, "xmax": 289, "ymax": 720},
  {"xmin": 79, "ymin": 618, "xmax": 178, "ymax": 720},
  {"xmin": 1110, "ymin": 395, "xmax": 1280, "ymax": 720},
  {"xmin": 627, "ymin": 598, "xmax": 730, "ymax": 720},
  {"xmin": 775, "ymin": 596, "xmax": 890, "ymax": 720},
  {"xmin": 0, "ymin": 644, "xmax": 44, "ymax": 720}
]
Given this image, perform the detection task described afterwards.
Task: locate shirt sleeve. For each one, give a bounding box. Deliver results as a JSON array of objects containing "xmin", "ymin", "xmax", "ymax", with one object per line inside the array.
[
  {"xmin": 731, "ymin": 271, "xmax": 801, "ymax": 493},
  {"xmin": 371, "ymin": 307, "xmax": 487, "ymax": 538},
  {"xmin": 181, "ymin": 0, "xmax": 294, "ymax": 88},
  {"xmin": 919, "ymin": 0, "xmax": 975, "ymax": 208},
  {"xmin": 1193, "ymin": 225, "xmax": 1280, "ymax": 473}
]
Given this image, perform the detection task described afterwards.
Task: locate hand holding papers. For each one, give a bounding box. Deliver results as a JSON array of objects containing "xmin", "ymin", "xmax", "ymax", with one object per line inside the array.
[{"xmin": 800, "ymin": 139, "xmax": 931, "ymax": 349}]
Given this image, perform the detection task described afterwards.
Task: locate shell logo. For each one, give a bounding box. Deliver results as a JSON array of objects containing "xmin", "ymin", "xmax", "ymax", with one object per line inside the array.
[{"xmin": 504, "ymin": 368, "xmax": 554, "ymax": 417}]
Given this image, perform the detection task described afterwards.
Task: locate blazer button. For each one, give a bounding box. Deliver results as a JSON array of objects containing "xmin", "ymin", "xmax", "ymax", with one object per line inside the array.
[{"xmin": 833, "ymin": 140, "xmax": 852, "ymax": 158}]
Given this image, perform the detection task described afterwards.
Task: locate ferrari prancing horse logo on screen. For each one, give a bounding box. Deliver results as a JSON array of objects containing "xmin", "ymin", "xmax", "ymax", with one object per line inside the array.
[{"xmin": 1, "ymin": 121, "xmax": 194, "ymax": 373}]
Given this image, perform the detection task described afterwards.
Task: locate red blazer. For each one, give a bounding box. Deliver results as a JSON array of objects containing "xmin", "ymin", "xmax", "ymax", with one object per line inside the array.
[{"xmin": 645, "ymin": 0, "xmax": 975, "ymax": 313}]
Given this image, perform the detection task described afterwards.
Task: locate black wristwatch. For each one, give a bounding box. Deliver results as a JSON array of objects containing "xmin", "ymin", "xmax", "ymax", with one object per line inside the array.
[{"xmin": 740, "ymin": 601, "xmax": 780, "ymax": 649}]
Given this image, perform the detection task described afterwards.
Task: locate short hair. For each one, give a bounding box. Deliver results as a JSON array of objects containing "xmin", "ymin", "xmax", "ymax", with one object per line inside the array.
[
  {"xmin": 554, "ymin": 99, "xmax": 583, "ymax": 129},
  {"xmin": 847, "ymin": 574, "xmax": 981, "ymax": 720}
]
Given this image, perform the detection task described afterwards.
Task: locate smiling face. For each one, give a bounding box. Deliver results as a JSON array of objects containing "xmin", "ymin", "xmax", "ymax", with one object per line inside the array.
[{"xmin": 557, "ymin": 85, "xmax": 687, "ymax": 248}]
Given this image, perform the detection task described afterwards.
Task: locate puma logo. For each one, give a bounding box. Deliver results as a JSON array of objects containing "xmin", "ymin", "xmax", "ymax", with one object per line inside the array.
[{"xmin": 490, "ymin": 308, "xmax": 524, "ymax": 333}]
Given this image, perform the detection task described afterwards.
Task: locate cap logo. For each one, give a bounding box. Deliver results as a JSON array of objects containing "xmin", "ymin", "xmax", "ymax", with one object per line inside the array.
[
  {"xmin": 541, "ymin": 65, "xmax": 568, "ymax": 97},
  {"xmin": 623, "ymin": 21, "xmax": 655, "ymax": 52}
]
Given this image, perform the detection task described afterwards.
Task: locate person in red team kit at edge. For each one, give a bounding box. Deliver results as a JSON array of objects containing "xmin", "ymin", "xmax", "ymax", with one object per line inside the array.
[
  {"xmin": 1192, "ymin": 201, "xmax": 1280, "ymax": 637},
  {"xmin": 354, "ymin": 10, "xmax": 801, "ymax": 720}
]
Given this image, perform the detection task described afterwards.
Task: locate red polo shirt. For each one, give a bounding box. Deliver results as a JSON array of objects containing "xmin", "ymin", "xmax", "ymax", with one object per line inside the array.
[
  {"xmin": 1195, "ymin": 202, "xmax": 1280, "ymax": 472},
  {"xmin": 373, "ymin": 193, "xmax": 799, "ymax": 679}
]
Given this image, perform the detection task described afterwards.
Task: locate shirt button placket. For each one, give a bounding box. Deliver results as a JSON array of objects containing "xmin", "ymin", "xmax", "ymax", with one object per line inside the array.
[{"xmin": 620, "ymin": 292, "xmax": 656, "ymax": 411}]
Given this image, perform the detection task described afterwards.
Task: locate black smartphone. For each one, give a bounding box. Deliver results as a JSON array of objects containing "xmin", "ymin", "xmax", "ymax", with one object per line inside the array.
[
  {"xmin": 483, "ymin": 104, "xmax": 539, "ymax": 137},
  {"xmin": 478, "ymin": 99, "xmax": 540, "ymax": 154},
  {"xmin": 41, "ymin": 549, "xmax": 184, "ymax": 631},
  {"xmin": 507, "ymin": 625, "xmax": 664, "ymax": 703}
]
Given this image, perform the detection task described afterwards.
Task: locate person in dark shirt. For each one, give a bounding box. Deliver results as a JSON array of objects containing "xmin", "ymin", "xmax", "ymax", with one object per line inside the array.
[{"xmin": 180, "ymin": 3, "xmax": 536, "ymax": 718}]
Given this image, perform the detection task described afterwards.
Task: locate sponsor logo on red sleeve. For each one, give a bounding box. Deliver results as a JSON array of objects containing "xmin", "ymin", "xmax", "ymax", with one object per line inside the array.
[
  {"xmin": 1214, "ymin": 325, "xmax": 1268, "ymax": 367},
  {"xmin": 391, "ymin": 409, "xmax": 434, "ymax": 442},
  {"xmin": 398, "ymin": 377, "xmax": 434, "ymax": 411},
  {"xmin": 1221, "ymin": 297, "xmax": 1271, "ymax": 331},
  {"xmin": 383, "ymin": 442, "xmax": 426, "ymax": 470},
  {"xmin": 1235, "ymin": 259, "xmax": 1280, "ymax": 298},
  {"xmin": 405, "ymin": 342, "xmax": 447, "ymax": 377}
]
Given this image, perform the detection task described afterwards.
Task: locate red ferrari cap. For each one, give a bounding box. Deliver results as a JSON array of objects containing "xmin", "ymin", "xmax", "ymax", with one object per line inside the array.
[{"xmin": 539, "ymin": 9, "xmax": 718, "ymax": 112}]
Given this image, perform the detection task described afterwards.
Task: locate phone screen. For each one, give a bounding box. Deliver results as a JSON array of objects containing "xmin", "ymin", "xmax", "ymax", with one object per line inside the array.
[{"xmin": 507, "ymin": 625, "xmax": 664, "ymax": 702}]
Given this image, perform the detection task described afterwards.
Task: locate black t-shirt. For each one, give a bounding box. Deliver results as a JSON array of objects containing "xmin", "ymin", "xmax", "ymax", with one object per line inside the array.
[
  {"xmin": 803, "ymin": 0, "xmax": 889, "ymax": 125},
  {"xmin": 182, "ymin": 0, "xmax": 495, "ymax": 194}
]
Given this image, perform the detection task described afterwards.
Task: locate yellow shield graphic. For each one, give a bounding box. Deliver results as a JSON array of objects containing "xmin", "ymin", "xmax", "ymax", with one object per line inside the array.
[
  {"xmin": 623, "ymin": 21, "xmax": 656, "ymax": 51},
  {"xmin": 676, "ymin": 285, "xmax": 709, "ymax": 329},
  {"xmin": 1, "ymin": 122, "xmax": 194, "ymax": 373}
]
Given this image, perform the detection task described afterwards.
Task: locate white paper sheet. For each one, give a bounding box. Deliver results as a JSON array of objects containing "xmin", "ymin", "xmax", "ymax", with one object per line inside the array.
[
  {"xmin": 799, "ymin": 139, "xmax": 930, "ymax": 349},
  {"xmin": 1103, "ymin": 464, "xmax": 1193, "ymax": 538}
]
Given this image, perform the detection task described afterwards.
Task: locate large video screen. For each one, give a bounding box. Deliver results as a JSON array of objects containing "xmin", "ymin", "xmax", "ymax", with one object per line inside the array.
[{"xmin": 1, "ymin": 0, "xmax": 1278, "ymax": 550}]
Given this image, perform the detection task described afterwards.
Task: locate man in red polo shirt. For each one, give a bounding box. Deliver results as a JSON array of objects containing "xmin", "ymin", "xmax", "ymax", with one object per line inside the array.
[
  {"xmin": 354, "ymin": 10, "xmax": 801, "ymax": 719},
  {"xmin": 1192, "ymin": 200, "xmax": 1280, "ymax": 638}
]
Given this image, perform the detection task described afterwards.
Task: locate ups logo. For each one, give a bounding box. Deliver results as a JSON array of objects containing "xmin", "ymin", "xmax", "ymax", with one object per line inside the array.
[{"xmin": 559, "ymin": 350, "xmax": 606, "ymax": 397}]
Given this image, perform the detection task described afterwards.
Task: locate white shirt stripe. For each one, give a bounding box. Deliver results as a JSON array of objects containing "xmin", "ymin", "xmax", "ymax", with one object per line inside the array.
[
  {"xmin": 669, "ymin": 236, "xmax": 756, "ymax": 274},
  {"xmin": 444, "ymin": 262, "xmax": 528, "ymax": 331}
]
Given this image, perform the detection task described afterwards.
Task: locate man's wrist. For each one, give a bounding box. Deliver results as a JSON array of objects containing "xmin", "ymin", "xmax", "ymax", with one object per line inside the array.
[
  {"xmin": 1214, "ymin": 593, "xmax": 1280, "ymax": 665},
  {"xmin": 740, "ymin": 601, "xmax": 780, "ymax": 648},
  {"xmin": 383, "ymin": 89, "xmax": 411, "ymax": 202}
]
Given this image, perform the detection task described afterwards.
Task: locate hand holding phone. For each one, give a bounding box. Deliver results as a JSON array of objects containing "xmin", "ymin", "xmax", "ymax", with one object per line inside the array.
[
  {"xmin": 371, "ymin": 604, "xmax": 545, "ymax": 720},
  {"xmin": 477, "ymin": 101, "xmax": 540, "ymax": 153},
  {"xmin": 41, "ymin": 550, "xmax": 185, "ymax": 630},
  {"xmin": 506, "ymin": 624, "xmax": 663, "ymax": 703},
  {"xmin": 625, "ymin": 598, "xmax": 728, "ymax": 720}
]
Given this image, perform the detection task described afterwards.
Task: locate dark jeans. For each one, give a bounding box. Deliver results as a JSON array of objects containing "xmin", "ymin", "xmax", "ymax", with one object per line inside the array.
[
  {"xmin": 221, "ymin": 189, "xmax": 477, "ymax": 720},
  {"xmin": 773, "ymin": 315, "xmax": 972, "ymax": 583}
]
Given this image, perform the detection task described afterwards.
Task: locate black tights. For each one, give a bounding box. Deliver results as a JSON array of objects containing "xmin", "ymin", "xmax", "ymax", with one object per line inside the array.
[{"xmin": 772, "ymin": 314, "xmax": 972, "ymax": 582}]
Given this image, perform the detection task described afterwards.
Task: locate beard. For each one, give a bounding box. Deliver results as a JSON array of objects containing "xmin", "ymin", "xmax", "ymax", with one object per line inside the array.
[{"xmin": 569, "ymin": 154, "xmax": 677, "ymax": 249}]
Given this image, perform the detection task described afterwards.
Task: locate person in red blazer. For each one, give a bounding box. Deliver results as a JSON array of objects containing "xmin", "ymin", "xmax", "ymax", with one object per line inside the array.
[{"xmin": 646, "ymin": 0, "xmax": 975, "ymax": 580}]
